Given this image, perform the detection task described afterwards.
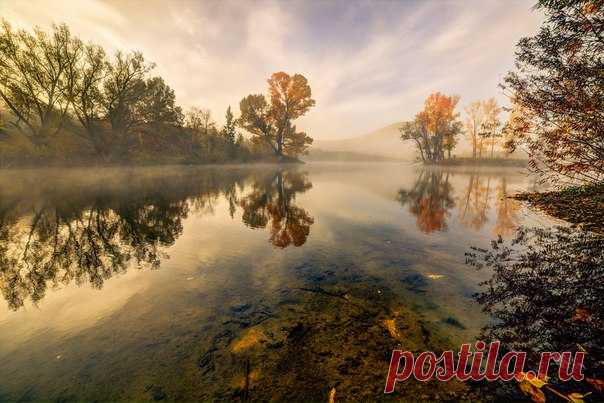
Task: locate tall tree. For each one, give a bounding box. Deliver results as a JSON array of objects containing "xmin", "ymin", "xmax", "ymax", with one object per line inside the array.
[
  {"xmin": 503, "ymin": 0, "xmax": 604, "ymax": 184},
  {"xmin": 70, "ymin": 43, "xmax": 108, "ymax": 155},
  {"xmin": 400, "ymin": 120, "xmax": 430, "ymax": 162},
  {"xmin": 478, "ymin": 98, "xmax": 502, "ymax": 159},
  {"xmin": 221, "ymin": 105, "xmax": 237, "ymax": 145},
  {"xmin": 185, "ymin": 107, "xmax": 204, "ymax": 132},
  {"xmin": 0, "ymin": 20, "xmax": 82, "ymax": 144},
  {"xmin": 138, "ymin": 76, "xmax": 183, "ymax": 126},
  {"xmin": 102, "ymin": 51, "xmax": 153, "ymax": 135},
  {"xmin": 239, "ymin": 94, "xmax": 275, "ymax": 152},
  {"xmin": 401, "ymin": 92, "xmax": 461, "ymax": 163},
  {"xmin": 185, "ymin": 107, "xmax": 213, "ymax": 134},
  {"xmin": 238, "ymin": 72, "xmax": 315, "ymax": 159},
  {"xmin": 464, "ymin": 101, "xmax": 484, "ymax": 159}
]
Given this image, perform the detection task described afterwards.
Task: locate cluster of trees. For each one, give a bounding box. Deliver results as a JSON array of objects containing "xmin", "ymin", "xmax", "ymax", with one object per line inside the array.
[
  {"xmin": 0, "ymin": 20, "xmax": 315, "ymax": 166},
  {"xmin": 399, "ymin": 92, "xmax": 462, "ymax": 163},
  {"xmin": 464, "ymin": 98, "xmax": 502, "ymax": 159},
  {"xmin": 400, "ymin": 92, "xmax": 506, "ymax": 163}
]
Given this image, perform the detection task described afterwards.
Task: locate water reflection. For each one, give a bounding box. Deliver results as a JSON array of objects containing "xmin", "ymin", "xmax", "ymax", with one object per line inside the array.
[
  {"xmin": 493, "ymin": 178, "xmax": 521, "ymax": 236},
  {"xmin": 239, "ymin": 171, "xmax": 313, "ymax": 248},
  {"xmin": 467, "ymin": 226, "xmax": 604, "ymax": 399},
  {"xmin": 458, "ymin": 175, "xmax": 492, "ymax": 231},
  {"xmin": 398, "ymin": 168, "xmax": 521, "ymax": 236},
  {"xmin": 0, "ymin": 164, "xmax": 553, "ymax": 401},
  {"xmin": 397, "ymin": 170, "xmax": 454, "ymax": 233},
  {"xmin": 0, "ymin": 168, "xmax": 314, "ymax": 310}
]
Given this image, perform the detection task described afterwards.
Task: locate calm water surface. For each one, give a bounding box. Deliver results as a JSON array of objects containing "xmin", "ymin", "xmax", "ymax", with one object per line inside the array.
[{"xmin": 0, "ymin": 163, "xmax": 558, "ymax": 401}]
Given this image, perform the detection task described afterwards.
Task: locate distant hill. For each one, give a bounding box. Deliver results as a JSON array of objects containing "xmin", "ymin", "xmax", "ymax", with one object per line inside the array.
[
  {"xmin": 312, "ymin": 122, "xmax": 416, "ymax": 161},
  {"xmin": 312, "ymin": 122, "xmax": 528, "ymax": 162},
  {"xmin": 303, "ymin": 149, "xmax": 401, "ymax": 162}
]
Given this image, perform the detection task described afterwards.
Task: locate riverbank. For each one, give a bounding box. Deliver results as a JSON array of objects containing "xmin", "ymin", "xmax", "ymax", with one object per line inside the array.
[
  {"xmin": 0, "ymin": 154, "xmax": 303, "ymax": 169},
  {"xmin": 426, "ymin": 158, "xmax": 527, "ymax": 168},
  {"xmin": 513, "ymin": 183, "xmax": 604, "ymax": 233}
]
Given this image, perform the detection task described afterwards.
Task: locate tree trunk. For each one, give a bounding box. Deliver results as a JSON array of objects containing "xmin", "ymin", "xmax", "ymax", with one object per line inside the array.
[
  {"xmin": 490, "ymin": 135, "xmax": 495, "ymax": 158},
  {"xmin": 478, "ymin": 139, "xmax": 483, "ymax": 159}
]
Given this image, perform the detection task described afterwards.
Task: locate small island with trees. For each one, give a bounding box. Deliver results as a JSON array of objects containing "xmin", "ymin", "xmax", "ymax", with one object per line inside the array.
[
  {"xmin": 399, "ymin": 1, "xmax": 603, "ymax": 234},
  {"xmin": 398, "ymin": 92, "xmax": 520, "ymax": 167}
]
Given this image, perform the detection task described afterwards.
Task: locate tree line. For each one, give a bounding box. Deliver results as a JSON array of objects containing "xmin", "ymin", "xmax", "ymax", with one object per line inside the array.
[{"xmin": 0, "ymin": 20, "xmax": 315, "ymax": 166}]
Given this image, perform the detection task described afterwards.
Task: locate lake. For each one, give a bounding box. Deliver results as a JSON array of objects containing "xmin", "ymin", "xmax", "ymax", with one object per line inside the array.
[{"xmin": 0, "ymin": 163, "xmax": 559, "ymax": 401}]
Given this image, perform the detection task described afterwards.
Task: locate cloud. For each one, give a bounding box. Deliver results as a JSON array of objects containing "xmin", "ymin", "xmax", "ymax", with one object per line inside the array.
[{"xmin": 3, "ymin": 0, "xmax": 542, "ymax": 139}]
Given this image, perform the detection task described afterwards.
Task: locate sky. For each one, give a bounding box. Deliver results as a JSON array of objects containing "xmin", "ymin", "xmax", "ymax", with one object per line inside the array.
[{"xmin": 2, "ymin": 0, "xmax": 543, "ymax": 140}]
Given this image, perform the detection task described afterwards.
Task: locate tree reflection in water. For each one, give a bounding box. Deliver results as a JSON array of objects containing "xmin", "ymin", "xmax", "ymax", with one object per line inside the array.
[
  {"xmin": 493, "ymin": 178, "xmax": 520, "ymax": 237},
  {"xmin": 239, "ymin": 170, "xmax": 313, "ymax": 248},
  {"xmin": 397, "ymin": 170, "xmax": 454, "ymax": 233},
  {"xmin": 0, "ymin": 168, "xmax": 314, "ymax": 310},
  {"xmin": 398, "ymin": 169, "xmax": 521, "ymax": 236},
  {"xmin": 467, "ymin": 226, "xmax": 604, "ymax": 397},
  {"xmin": 458, "ymin": 175, "xmax": 492, "ymax": 231}
]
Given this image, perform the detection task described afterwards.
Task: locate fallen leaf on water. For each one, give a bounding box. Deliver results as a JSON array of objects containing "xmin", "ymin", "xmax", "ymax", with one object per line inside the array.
[
  {"xmin": 518, "ymin": 371, "xmax": 548, "ymax": 388},
  {"xmin": 567, "ymin": 392, "xmax": 590, "ymax": 403},
  {"xmin": 383, "ymin": 319, "xmax": 400, "ymax": 339},
  {"xmin": 231, "ymin": 368, "xmax": 261, "ymax": 389},
  {"xmin": 572, "ymin": 308, "xmax": 592, "ymax": 322},
  {"xmin": 328, "ymin": 387, "xmax": 336, "ymax": 403},
  {"xmin": 230, "ymin": 328, "xmax": 266, "ymax": 353},
  {"xmin": 518, "ymin": 380, "xmax": 546, "ymax": 403}
]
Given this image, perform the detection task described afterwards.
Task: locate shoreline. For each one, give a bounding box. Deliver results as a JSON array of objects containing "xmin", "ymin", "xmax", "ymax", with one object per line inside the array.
[
  {"xmin": 512, "ymin": 183, "xmax": 604, "ymax": 234},
  {"xmin": 0, "ymin": 156, "xmax": 305, "ymax": 170},
  {"xmin": 424, "ymin": 158, "xmax": 528, "ymax": 168}
]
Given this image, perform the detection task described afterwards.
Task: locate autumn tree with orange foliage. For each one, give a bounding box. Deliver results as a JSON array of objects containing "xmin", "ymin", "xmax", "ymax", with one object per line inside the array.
[
  {"xmin": 503, "ymin": 0, "xmax": 604, "ymax": 184},
  {"xmin": 239, "ymin": 72, "xmax": 315, "ymax": 160},
  {"xmin": 400, "ymin": 92, "xmax": 462, "ymax": 163},
  {"xmin": 239, "ymin": 171, "xmax": 314, "ymax": 247},
  {"xmin": 397, "ymin": 170, "xmax": 454, "ymax": 233}
]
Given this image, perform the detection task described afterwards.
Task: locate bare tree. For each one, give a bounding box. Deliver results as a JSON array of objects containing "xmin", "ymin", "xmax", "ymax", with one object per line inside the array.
[
  {"xmin": 70, "ymin": 43, "xmax": 108, "ymax": 155},
  {"xmin": 464, "ymin": 101, "xmax": 484, "ymax": 159},
  {"xmin": 478, "ymin": 98, "xmax": 502, "ymax": 159},
  {"xmin": 0, "ymin": 20, "xmax": 82, "ymax": 145},
  {"xmin": 102, "ymin": 51, "xmax": 153, "ymax": 135}
]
